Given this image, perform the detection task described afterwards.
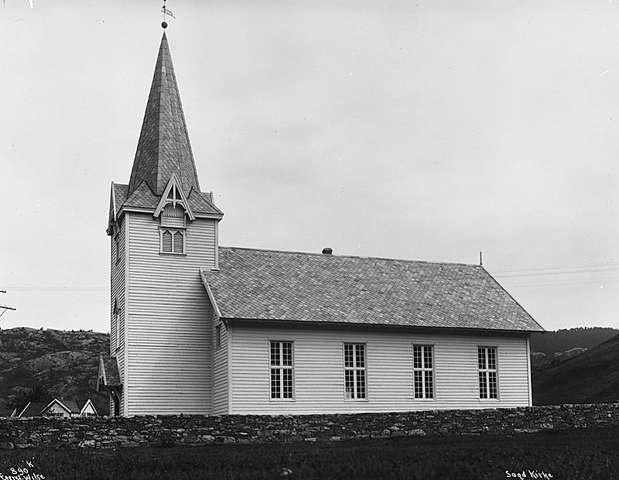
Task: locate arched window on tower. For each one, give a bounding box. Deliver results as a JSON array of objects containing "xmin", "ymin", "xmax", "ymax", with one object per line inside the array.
[
  {"xmin": 160, "ymin": 228, "xmax": 185, "ymax": 254},
  {"xmin": 162, "ymin": 230, "xmax": 173, "ymax": 252}
]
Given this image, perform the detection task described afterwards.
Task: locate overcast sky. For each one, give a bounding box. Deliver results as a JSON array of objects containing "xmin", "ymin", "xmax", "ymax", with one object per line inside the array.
[{"xmin": 2, "ymin": 0, "xmax": 619, "ymax": 333}]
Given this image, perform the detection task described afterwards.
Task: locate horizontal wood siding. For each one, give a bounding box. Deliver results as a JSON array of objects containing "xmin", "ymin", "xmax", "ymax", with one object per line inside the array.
[
  {"xmin": 110, "ymin": 215, "xmax": 126, "ymax": 416},
  {"xmin": 126, "ymin": 212, "xmax": 217, "ymax": 416},
  {"xmin": 212, "ymin": 318, "xmax": 229, "ymax": 414},
  {"xmin": 229, "ymin": 326, "xmax": 531, "ymax": 414}
]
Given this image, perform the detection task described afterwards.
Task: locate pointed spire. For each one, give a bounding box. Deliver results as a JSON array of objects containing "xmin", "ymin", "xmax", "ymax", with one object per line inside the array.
[{"xmin": 128, "ymin": 33, "xmax": 201, "ymax": 197}]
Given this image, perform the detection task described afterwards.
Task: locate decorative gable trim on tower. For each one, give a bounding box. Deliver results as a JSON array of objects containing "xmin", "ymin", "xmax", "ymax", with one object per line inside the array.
[{"xmin": 154, "ymin": 173, "xmax": 196, "ymax": 221}]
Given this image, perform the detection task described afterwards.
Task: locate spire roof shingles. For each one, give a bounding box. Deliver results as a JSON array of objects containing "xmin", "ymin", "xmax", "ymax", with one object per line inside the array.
[{"xmin": 128, "ymin": 33, "xmax": 201, "ymax": 197}]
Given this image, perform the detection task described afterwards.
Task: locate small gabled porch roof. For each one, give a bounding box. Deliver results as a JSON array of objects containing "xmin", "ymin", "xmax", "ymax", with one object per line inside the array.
[{"xmin": 97, "ymin": 353, "xmax": 122, "ymax": 391}]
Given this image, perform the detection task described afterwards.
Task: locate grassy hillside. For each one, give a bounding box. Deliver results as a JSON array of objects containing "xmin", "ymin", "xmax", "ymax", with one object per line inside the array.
[
  {"xmin": 530, "ymin": 327, "xmax": 618, "ymax": 355},
  {"xmin": 532, "ymin": 334, "xmax": 619, "ymax": 405},
  {"xmin": 0, "ymin": 327, "xmax": 108, "ymax": 416}
]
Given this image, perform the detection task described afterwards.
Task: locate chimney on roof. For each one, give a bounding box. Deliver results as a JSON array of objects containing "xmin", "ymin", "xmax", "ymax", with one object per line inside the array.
[{"xmin": 322, "ymin": 247, "xmax": 333, "ymax": 255}]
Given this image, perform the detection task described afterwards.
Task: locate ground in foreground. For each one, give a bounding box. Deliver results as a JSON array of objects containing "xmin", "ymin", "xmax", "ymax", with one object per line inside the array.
[{"xmin": 0, "ymin": 426, "xmax": 616, "ymax": 480}]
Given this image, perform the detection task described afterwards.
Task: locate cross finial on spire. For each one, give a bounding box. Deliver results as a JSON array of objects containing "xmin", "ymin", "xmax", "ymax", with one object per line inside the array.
[{"xmin": 161, "ymin": 0, "xmax": 175, "ymax": 29}]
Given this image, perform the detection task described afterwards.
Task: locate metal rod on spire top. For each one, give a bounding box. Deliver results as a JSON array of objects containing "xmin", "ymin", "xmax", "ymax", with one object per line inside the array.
[
  {"xmin": 162, "ymin": 7, "xmax": 175, "ymax": 19},
  {"xmin": 161, "ymin": 0, "xmax": 175, "ymax": 29}
]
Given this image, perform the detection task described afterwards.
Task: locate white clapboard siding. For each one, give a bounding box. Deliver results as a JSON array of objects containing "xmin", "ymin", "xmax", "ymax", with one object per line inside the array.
[
  {"xmin": 110, "ymin": 214, "xmax": 127, "ymax": 415},
  {"xmin": 212, "ymin": 319, "xmax": 229, "ymax": 414},
  {"xmin": 126, "ymin": 212, "xmax": 217, "ymax": 416},
  {"xmin": 229, "ymin": 326, "xmax": 531, "ymax": 415}
]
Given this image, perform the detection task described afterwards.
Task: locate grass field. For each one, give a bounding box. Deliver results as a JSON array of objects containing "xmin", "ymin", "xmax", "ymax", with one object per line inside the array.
[{"xmin": 0, "ymin": 426, "xmax": 616, "ymax": 480}]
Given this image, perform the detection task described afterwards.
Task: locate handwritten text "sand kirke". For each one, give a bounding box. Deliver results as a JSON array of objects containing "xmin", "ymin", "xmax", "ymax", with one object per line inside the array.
[{"xmin": 506, "ymin": 470, "xmax": 553, "ymax": 479}]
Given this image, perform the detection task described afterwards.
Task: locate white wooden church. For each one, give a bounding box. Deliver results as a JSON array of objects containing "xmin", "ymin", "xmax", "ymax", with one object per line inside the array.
[{"xmin": 97, "ymin": 32, "xmax": 544, "ymax": 417}]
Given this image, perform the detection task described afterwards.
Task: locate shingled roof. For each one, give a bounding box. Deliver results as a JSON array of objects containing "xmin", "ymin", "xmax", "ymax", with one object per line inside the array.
[
  {"xmin": 108, "ymin": 33, "xmax": 222, "ymax": 230},
  {"xmin": 97, "ymin": 353, "xmax": 122, "ymax": 390},
  {"xmin": 110, "ymin": 182, "xmax": 222, "ymax": 218},
  {"xmin": 201, "ymin": 247, "xmax": 543, "ymax": 332},
  {"xmin": 128, "ymin": 33, "xmax": 200, "ymax": 197}
]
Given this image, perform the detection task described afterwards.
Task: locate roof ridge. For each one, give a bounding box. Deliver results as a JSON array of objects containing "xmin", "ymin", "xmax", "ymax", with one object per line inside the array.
[{"xmin": 218, "ymin": 245, "xmax": 480, "ymax": 268}]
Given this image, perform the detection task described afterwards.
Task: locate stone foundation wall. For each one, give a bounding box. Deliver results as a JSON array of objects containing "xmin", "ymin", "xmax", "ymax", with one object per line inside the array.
[{"xmin": 0, "ymin": 403, "xmax": 617, "ymax": 449}]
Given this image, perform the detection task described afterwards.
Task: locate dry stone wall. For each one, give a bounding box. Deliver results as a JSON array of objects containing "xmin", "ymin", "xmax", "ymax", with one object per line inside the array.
[{"xmin": 0, "ymin": 403, "xmax": 617, "ymax": 449}]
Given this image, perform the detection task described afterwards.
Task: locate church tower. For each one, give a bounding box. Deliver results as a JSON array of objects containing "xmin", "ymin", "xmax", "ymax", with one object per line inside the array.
[{"xmin": 104, "ymin": 33, "xmax": 223, "ymax": 416}]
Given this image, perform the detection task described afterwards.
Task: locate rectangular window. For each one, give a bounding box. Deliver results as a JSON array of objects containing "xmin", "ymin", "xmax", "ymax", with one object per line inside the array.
[
  {"xmin": 478, "ymin": 346, "xmax": 498, "ymax": 399},
  {"xmin": 270, "ymin": 341, "xmax": 293, "ymax": 399},
  {"xmin": 215, "ymin": 324, "xmax": 222, "ymax": 349},
  {"xmin": 413, "ymin": 344, "xmax": 434, "ymax": 399},
  {"xmin": 161, "ymin": 229, "xmax": 185, "ymax": 254},
  {"xmin": 344, "ymin": 343, "xmax": 366, "ymax": 399}
]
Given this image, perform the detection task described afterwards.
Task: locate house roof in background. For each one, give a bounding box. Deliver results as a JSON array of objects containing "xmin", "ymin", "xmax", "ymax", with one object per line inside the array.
[
  {"xmin": 41, "ymin": 398, "xmax": 80, "ymax": 414},
  {"xmin": 202, "ymin": 247, "xmax": 544, "ymax": 332},
  {"xmin": 16, "ymin": 401, "xmax": 46, "ymax": 418}
]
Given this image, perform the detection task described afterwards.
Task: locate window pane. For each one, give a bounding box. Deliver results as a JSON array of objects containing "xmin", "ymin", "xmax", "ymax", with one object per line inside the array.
[
  {"xmin": 162, "ymin": 231, "xmax": 172, "ymax": 252},
  {"xmin": 173, "ymin": 231, "xmax": 183, "ymax": 253},
  {"xmin": 356, "ymin": 370, "xmax": 366, "ymax": 399},
  {"xmin": 270, "ymin": 342, "xmax": 280, "ymax": 366},
  {"xmin": 283, "ymin": 368, "xmax": 293, "ymax": 399},
  {"xmin": 355, "ymin": 344, "xmax": 365, "ymax": 368},
  {"xmin": 479, "ymin": 371, "xmax": 487, "ymax": 398},
  {"xmin": 413, "ymin": 345, "xmax": 422, "ymax": 369},
  {"xmin": 424, "ymin": 346, "xmax": 433, "ymax": 369},
  {"xmin": 270, "ymin": 368, "xmax": 280, "ymax": 398},
  {"xmin": 488, "ymin": 371, "xmax": 498, "ymax": 399},
  {"xmin": 478, "ymin": 347, "xmax": 486, "ymax": 370},
  {"xmin": 487, "ymin": 347, "xmax": 497, "ymax": 370},
  {"xmin": 282, "ymin": 342, "xmax": 292, "ymax": 366},
  {"xmin": 345, "ymin": 370, "xmax": 355, "ymax": 399},
  {"xmin": 424, "ymin": 370, "xmax": 433, "ymax": 398},
  {"xmin": 414, "ymin": 370, "xmax": 423, "ymax": 398},
  {"xmin": 344, "ymin": 344, "xmax": 353, "ymax": 368}
]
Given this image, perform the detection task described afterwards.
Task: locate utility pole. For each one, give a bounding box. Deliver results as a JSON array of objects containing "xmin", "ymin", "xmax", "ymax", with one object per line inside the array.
[{"xmin": 0, "ymin": 290, "xmax": 16, "ymax": 321}]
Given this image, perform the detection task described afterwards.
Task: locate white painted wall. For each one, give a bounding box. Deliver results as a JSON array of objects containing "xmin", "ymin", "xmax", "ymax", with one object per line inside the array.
[
  {"xmin": 212, "ymin": 319, "xmax": 229, "ymax": 415},
  {"xmin": 110, "ymin": 214, "xmax": 126, "ymax": 415},
  {"xmin": 228, "ymin": 325, "xmax": 531, "ymax": 414},
  {"xmin": 125, "ymin": 212, "xmax": 217, "ymax": 415}
]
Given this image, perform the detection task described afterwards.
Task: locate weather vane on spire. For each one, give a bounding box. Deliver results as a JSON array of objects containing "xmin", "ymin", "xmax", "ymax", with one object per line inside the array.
[{"xmin": 161, "ymin": 0, "xmax": 175, "ymax": 29}]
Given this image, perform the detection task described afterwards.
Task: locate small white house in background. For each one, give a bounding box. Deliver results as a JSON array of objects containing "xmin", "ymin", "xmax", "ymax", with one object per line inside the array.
[
  {"xmin": 13, "ymin": 399, "xmax": 98, "ymax": 418},
  {"xmin": 97, "ymin": 32, "xmax": 544, "ymax": 417},
  {"xmin": 79, "ymin": 399, "xmax": 98, "ymax": 417}
]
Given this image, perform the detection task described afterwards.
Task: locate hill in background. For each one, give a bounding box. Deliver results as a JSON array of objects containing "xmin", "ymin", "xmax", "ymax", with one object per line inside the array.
[
  {"xmin": 532, "ymin": 333, "xmax": 619, "ymax": 405},
  {"xmin": 0, "ymin": 327, "xmax": 108, "ymax": 416},
  {"xmin": 530, "ymin": 327, "xmax": 618, "ymax": 356}
]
